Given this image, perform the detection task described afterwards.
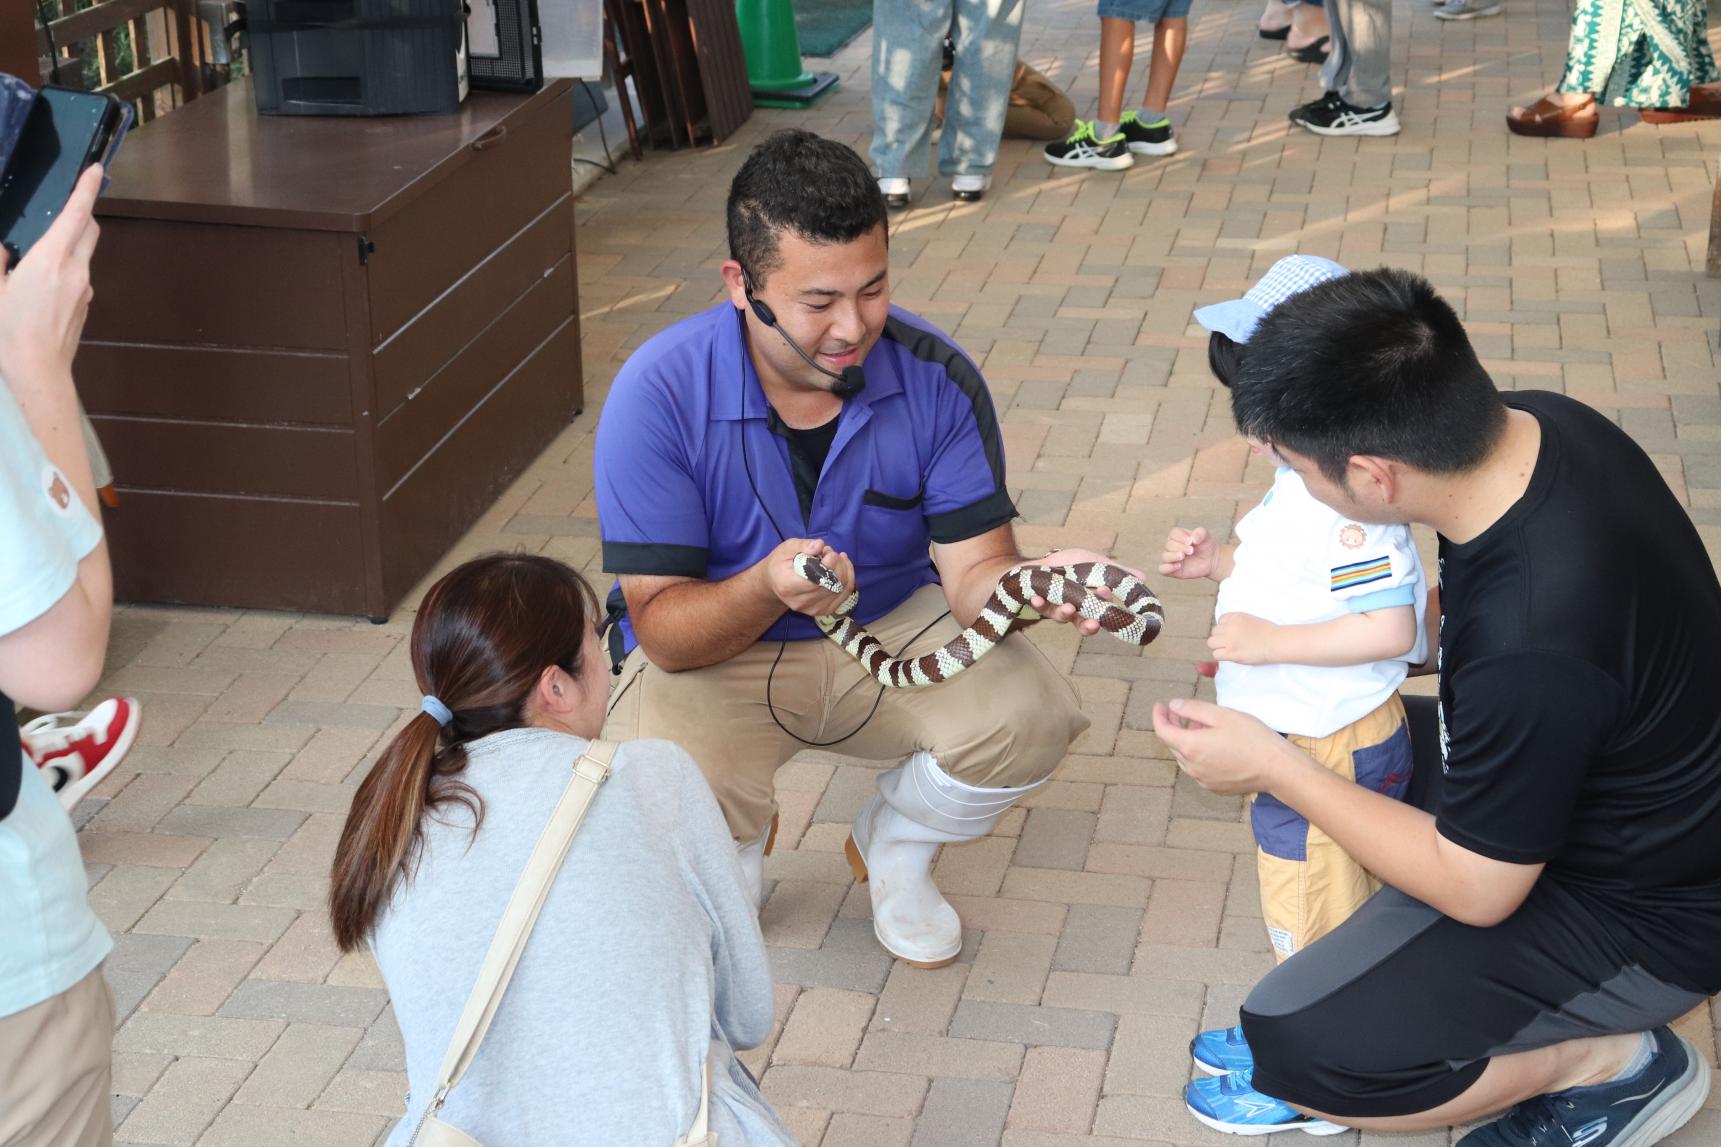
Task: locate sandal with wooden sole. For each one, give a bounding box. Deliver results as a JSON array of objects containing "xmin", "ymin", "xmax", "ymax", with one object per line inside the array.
[{"xmin": 1506, "ymin": 96, "xmax": 1597, "ymax": 138}]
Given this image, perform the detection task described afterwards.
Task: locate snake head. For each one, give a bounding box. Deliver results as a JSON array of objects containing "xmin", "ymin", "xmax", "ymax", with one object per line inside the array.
[{"xmin": 793, "ymin": 552, "xmax": 848, "ymax": 596}]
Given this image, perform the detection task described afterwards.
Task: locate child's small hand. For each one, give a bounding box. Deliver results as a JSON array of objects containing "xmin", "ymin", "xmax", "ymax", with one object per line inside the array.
[
  {"xmin": 1160, "ymin": 526, "xmax": 1217, "ymax": 580},
  {"xmin": 1208, "ymin": 612, "xmax": 1281, "ymax": 666}
]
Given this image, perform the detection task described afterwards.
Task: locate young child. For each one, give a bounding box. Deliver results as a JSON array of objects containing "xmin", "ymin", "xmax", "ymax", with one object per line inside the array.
[
  {"xmin": 1159, "ymin": 255, "xmax": 1427, "ymax": 1092},
  {"xmin": 1043, "ymin": 0, "xmax": 1189, "ymax": 169}
]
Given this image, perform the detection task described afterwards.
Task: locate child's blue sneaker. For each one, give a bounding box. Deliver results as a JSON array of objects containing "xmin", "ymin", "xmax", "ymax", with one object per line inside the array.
[
  {"xmin": 1191, "ymin": 1025, "xmax": 1254, "ymax": 1076},
  {"xmin": 1185, "ymin": 1069, "xmax": 1346, "ymax": 1136},
  {"xmin": 1457, "ymin": 1027, "xmax": 1710, "ymax": 1147}
]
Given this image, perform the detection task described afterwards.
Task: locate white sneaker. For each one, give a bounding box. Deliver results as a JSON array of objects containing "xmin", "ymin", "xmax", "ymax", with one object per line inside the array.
[
  {"xmin": 878, "ymin": 177, "xmax": 910, "ymax": 208},
  {"xmin": 951, "ymin": 173, "xmax": 992, "ymax": 202}
]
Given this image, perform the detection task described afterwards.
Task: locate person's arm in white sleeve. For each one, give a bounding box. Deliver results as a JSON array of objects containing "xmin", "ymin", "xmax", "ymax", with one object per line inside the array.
[{"xmin": 0, "ymin": 166, "xmax": 112, "ymax": 711}]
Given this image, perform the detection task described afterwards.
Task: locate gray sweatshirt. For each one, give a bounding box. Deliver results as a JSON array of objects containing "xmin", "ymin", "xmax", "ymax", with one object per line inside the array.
[{"xmin": 371, "ymin": 728, "xmax": 798, "ymax": 1146}]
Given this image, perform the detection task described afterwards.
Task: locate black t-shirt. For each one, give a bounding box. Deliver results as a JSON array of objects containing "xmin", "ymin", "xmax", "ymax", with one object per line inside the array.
[
  {"xmin": 774, "ymin": 410, "xmax": 841, "ymax": 526},
  {"xmin": 0, "ymin": 691, "xmax": 19, "ymax": 820},
  {"xmin": 1435, "ymin": 390, "xmax": 1721, "ymax": 993}
]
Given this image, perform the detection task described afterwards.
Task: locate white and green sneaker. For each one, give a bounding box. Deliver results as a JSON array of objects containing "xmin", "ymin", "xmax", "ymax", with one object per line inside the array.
[{"xmin": 1043, "ymin": 121, "xmax": 1134, "ymax": 170}]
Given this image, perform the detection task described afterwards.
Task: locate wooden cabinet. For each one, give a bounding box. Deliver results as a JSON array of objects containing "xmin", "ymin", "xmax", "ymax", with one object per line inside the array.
[{"xmin": 80, "ymin": 78, "xmax": 581, "ymax": 619}]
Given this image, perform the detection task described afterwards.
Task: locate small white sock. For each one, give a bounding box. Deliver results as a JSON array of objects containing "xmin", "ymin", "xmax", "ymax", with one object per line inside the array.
[
  {"xmin": 1606, "ymin": 1032, "xmax": 1657, "ymax": 1084},
  {"xmin": 1094, "ymin": 119, "xmax": 1119, "ymax": 139},
  {"xmin": 1140, "ymin": 107, "xmax": 1168, "ymax": 124}
]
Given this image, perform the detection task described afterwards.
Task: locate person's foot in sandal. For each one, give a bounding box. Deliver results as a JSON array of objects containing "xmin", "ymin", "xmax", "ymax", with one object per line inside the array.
[
  {"xmin": 1259, "ymin": 0, "xmax": 1294, "ymax": 39},
  {"xmin": 1639, "ymin": 82, "xmax": 1721, "ymax": 122},
  {"xmin": 1285, "ymin": 1, "xmax": 1329, "ymax": 57},
  {"xmin": 1506, "ymin": 92, "xmax": 1597, "ymax": 138}
]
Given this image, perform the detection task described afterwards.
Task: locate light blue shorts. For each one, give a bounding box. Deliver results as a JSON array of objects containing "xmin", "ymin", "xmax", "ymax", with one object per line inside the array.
[{"xmin": 1098, "ymin": 0, "xmax": 1191, "ymax": 22}]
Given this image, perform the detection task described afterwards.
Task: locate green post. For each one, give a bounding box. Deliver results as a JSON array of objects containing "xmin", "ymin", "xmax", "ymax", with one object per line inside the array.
[{"xmin": 736, "ymin": 0, "xmax": 839, "ymax": 107}]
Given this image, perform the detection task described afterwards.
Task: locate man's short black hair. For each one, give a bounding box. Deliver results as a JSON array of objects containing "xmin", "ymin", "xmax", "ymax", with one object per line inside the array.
[
  {"xmin": 1230, "ymin": 268, "xmax": 1507, "ymax": 483},
  {"xmin": 727, "ymin": 130, "xmax": 887, "ymax": 288}
]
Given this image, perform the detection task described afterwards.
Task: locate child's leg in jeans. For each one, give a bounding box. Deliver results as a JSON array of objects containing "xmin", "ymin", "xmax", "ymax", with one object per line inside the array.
[
  {"xmin": 1097, "ymin": 17, "xmax": 1136, "ymax": 132},
  {"xmin": 1254, "ymin": 695, "xmax": 1412, "ymax": 962},
  {"xmin": 1139, "ymin": 16, "xmax": 1187, "ymax": 119}
]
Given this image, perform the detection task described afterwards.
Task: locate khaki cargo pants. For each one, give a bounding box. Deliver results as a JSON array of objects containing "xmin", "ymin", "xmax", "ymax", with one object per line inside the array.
[
  {"xmin": 604, "ymin": 585, "xmax": 1091, "ymax": 842},
  {"xmin": 1251, "ymin": 695, "xmax": 1413, "ymax": 962},
  {"xmin": 0, "ymin": 966, "xmax": 114, "ymax": 1147}
]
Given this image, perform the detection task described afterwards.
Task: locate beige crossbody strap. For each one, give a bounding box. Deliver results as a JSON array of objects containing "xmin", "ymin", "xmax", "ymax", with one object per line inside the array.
[{"xmin": 424, "ymin": 738, "xmax": 619, "ymax": 1118}]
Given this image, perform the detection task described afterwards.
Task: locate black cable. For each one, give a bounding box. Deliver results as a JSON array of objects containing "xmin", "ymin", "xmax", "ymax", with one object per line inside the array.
[
  {"xmin": 572, "ymin": 79, "xmax": 618, "ymax": 176},
  {"xmin": 735, "ymin": 309, "xmax": 938, "ymax": 747},
  {"xmin": 35, "ymin": 0, "xmax": 64, "ymax": 86}
]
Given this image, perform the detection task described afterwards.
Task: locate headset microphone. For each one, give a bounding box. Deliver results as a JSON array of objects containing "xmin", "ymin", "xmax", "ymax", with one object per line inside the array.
[{"xmin": 744, "ymin": 280, "xmax": 868, "ymax": 400}]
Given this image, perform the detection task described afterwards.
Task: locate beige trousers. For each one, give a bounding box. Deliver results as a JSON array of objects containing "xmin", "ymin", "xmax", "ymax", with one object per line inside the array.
[
  {"xmin": 0, "ymin": 966, "xmax": 115, "ymax": 1147},
  {"xmin": 604, "ymin": 585, "xmax": 1090, "ymax": 842},
  {"xmin": 1254, "ymin": 695, "xmax": 1409, "ymax": 962}
]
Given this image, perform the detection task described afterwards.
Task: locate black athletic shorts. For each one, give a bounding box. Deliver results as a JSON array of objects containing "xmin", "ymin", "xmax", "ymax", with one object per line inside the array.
[{"xmin": 1239, "ymin": 698, "xmax": 1708, "ymax": 1119}]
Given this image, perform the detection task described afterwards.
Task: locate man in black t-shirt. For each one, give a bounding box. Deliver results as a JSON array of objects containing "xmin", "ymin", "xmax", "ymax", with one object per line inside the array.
[{"xmin": 1153, "ymin": 268, "xmax": 1721, "ymax": 1147}]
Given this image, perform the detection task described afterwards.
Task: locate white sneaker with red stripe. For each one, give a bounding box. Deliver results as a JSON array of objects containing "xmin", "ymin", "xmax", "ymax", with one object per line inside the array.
[{"xmin": 21, "ymin": 696, "xmax": 142, "ymax": 811}]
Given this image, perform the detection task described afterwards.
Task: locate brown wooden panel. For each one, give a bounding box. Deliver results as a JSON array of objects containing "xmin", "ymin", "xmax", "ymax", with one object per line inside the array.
[
  {"xmin": 86, "ymin": 220, "xmax": 348, "ymax": 350},
  {"xmin": 98, "ymin": 80, "xmax": 570, "ymax": 232},
  {"xmin": 100, "ymin": 56, "xmax": 182, "ymax": 104},
  {"xmin": 49, "ymin": 0, "xmax": 161, "ymax": 51},
  {"xmin": 379, "ymin": 318, "xmax": 582, "ymax": 609},
  {"xmin": 77, "ymin": 342, "xmax": 353, "ymax": 425},
  {"xmin": 375, "ymin": 254, "xmax": 576, "ymax": 492},
  {"xmin": 365, "ymin": 92, "xmax": 570, "ymax": 341},
  {"xmin": 107, "ymin": 492, "xmax": 367, "ymax": 613},
  {"xmin": 93, "ymin": 416, "xmax": 358, "ymax": 499},
  {"xmin": 372, "ymin": 197, "xmax": 573, "ymax": 419},
  {"xmin": 2, "ymin": 3, "xmax": 40, "ymax": 80}
]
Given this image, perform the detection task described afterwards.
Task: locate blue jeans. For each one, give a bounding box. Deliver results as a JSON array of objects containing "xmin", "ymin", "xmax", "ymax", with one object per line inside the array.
[{"xmin": 870, "ymin": 0, "xmax": 1024, "ymax": 179}]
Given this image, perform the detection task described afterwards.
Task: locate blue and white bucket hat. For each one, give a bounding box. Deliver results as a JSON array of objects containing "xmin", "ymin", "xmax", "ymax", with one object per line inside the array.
[{"xmin": 1193, "ymin": 254, "xmax": 1350, "ymax": 344}]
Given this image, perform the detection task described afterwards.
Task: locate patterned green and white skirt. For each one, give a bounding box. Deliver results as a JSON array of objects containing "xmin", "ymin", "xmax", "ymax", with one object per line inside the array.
[{"xmin": 1557, "ymin": 0, "xmax": 1720, "ymax": 106}]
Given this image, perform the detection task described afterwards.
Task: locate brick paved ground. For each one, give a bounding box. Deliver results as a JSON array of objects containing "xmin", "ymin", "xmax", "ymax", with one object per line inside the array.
[{"xmin": 76, "ymin": 0, "xmax": 1721, "ymax": 1140}]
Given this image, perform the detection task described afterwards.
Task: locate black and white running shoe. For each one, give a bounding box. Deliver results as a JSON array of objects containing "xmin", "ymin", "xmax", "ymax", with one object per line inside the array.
[
  {"xmin": 1044, "ymin": 121, "xmax": 1134, "ymax": 170},
  {"xmin": 1118, "ymin": 110, "xmax": 1178, "ymax": 156},
  {"xmin": 1290, "ymin": 95, "xmax": 1400, "ymax": 136}
]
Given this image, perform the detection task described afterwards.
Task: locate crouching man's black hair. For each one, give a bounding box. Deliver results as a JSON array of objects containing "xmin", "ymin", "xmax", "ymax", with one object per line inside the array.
[{"xmin": 1229, "ymin": 268, "xmax": 1507, "ymax": 483}]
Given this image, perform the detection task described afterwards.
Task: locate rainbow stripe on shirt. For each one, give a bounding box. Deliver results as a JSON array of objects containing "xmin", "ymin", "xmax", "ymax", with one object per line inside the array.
[{"xmin": 1330, "ymin": 556, "xmax": 1392, "ymax": 592}]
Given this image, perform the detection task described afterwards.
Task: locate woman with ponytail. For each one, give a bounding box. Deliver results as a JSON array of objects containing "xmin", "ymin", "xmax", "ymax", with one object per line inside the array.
[{"xmin": 331, "ymin": 554, "xmax": 795, "ymax": 1147}]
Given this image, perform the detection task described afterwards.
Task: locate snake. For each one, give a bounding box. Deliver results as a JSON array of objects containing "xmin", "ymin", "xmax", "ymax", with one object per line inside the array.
[{"xmin": 793, "ymin": 555, "xmax": 1165, "ymax": 687}]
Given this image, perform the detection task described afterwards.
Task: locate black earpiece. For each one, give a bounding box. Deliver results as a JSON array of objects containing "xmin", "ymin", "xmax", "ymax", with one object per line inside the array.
[{"xmin": 743, "ymin": 272, "xmax": 779, "ymax": 327}]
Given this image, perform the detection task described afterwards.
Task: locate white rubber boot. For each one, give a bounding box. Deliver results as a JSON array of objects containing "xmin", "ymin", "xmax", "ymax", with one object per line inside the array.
[
  {"xmin": 735, "ymin": 813, "xmax": 778, "ymax": 911},
  {"xmin": 846, "ymin": 752, "xmax": 1047, "ymax": 968}
]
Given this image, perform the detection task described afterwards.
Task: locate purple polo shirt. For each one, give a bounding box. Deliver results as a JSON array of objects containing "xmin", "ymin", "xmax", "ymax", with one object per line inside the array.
[{"xmin": 594, "ymin": 303, "xmax": 1015, "ymax": 650}]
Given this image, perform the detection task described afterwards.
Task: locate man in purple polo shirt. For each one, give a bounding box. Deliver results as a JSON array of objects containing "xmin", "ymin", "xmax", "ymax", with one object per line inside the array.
[{"xmin": 595, "ymin": 131, "xmax": 1128, "ymax": 969}]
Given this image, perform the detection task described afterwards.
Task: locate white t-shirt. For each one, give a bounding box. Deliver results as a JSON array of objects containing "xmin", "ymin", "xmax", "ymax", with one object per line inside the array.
[
  {"xmin": 0, "ymin": 373, "xmax": 112, "ymax": 1019},
  {"xmin": 1215, "ymin": 466, "xmax": 1427, "ymax": 739}
]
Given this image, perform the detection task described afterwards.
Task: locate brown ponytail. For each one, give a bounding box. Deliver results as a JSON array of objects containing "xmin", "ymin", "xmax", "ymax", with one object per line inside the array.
[{"xmin": 330, "ymin": 553, "xmax": 599, "ymax": 952}]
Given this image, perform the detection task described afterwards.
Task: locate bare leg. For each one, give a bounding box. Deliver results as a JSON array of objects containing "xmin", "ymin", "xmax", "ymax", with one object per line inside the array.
[
  {"xmin": 1141, "ymin": 17, "xmax": 1187, "ymax": 114},
  {"xmin": 1510, "ymin": 90, "xmax": 1598, "ymax": 118},
  {"xmin": 1260, "ymin": 0, "xmax": 1294, "ymax": 31},
  {"xmin": 1287, "ymin": 1, "xmax": 1329, "ymax": 50},
  {"xmin": 1295, "ymin": 1033, "xmax": 1640, "ymax": 1133},
  {"xmin": 1098, "ymin": 17, "xmax": 1136, "ymax": 125}
]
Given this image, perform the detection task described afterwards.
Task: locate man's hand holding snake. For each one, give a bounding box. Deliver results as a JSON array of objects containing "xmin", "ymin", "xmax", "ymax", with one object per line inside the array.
[
  {"xmin": 765, "ymin": 538, "xmax": 856, "ymax": 617},
  {"xmin": 1030, "ymin": 548, "xmax": 1148, "ymax": 635}
]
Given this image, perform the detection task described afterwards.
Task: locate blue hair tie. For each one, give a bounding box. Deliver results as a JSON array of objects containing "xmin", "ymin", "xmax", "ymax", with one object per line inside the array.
[{"xmin": 420, "ymin": 695, "xmax": 453, "ymax": 728}]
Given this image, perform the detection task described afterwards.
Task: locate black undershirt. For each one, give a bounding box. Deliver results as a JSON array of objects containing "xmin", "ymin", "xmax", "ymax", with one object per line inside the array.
[{"xmin": 773, "ymin": 410, "xmax": 841, "ymax": 526}]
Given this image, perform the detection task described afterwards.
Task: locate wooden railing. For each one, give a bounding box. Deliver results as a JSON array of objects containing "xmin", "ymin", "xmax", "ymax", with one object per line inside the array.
[{"xmin": 33, "ymin": 0, "xmax": 206, "ymax": 122}]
